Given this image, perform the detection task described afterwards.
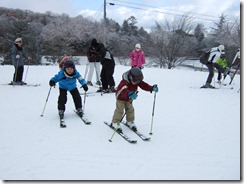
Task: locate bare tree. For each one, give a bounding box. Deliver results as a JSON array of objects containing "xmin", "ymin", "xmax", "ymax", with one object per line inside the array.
[{"xmin": 150, "ymin": 14, "xmax": 196, "ymax": 69}]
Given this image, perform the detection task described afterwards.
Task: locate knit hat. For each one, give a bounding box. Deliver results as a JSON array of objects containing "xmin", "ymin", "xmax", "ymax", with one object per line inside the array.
[
  {"xmin": 59, "ymin": 55, "xmax": 71, "ymax": 69},
  {"xmin": 218, "ymin": 45, "xmax": 225, "ymax": 51},
  {"xmin": 128, "ymin": 67, "xmax": 144, "ymax": 84},
  {"xmin": 63, "ymin": 60, "xmax": 75, "ymax": 69},
  {"xmin": 91, "ymin": 38, "xmax": 98, "ymax": 48},
  {"xmin": 62, "ymin": 55, "xmax": 70, "ymax": 61},
  {"xmin": 15, "ymin": 38, "xmax": 22, "ymax": 43},
  {"xmin": 135, "ymin": 43, "xmax": 141, "ymax": 49}
]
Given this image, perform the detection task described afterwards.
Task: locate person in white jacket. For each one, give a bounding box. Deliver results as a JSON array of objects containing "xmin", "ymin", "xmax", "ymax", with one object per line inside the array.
[{"xmin": 201, "ymin": 44, "xmax": 225, "ymax": 88}]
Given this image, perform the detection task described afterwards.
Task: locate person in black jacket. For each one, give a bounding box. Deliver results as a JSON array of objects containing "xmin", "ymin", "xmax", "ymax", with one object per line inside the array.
[{"xmin": 95, "ymin": 43, "xmax": 116, "ymax": 93}]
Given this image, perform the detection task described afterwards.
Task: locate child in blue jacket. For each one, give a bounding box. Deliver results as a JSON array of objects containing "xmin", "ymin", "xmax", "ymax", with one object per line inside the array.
[{"xmin": 49, "ymin": 60, "xmax": 88, "ymax": 122}]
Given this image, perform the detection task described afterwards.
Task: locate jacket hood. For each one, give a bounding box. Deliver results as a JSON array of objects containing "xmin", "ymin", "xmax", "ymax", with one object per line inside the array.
[{"xmin": 91, "ymin": 38, "xmax": 98, "ymax": 47}]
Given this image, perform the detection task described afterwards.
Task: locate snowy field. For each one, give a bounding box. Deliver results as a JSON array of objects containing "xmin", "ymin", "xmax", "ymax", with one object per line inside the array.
[{"xmin": 0, "ymin": 58, "xmax": 240, "ymax": 180}]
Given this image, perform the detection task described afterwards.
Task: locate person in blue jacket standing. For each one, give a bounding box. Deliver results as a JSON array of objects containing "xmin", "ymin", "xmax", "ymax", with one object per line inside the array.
[
  {"xmin": 49, "ymin": 60, "xmax": 88, "ymax": 120},
  {"xmin": 11, "ymin": 38, "xmax": 31, "ymax": 85}
]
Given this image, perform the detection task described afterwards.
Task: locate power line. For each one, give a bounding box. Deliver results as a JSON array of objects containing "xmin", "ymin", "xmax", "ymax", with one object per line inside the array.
[
  {"xmin": 112, "ymin": 0, "xmax": 219, "ymax": 19},
  {"xmin": 108, "ymin": 1, "xmax": 219, "ymax": 22},
  {"xmin": 94, "ymin": 4, "xmax": 104, "ymax": 21}
]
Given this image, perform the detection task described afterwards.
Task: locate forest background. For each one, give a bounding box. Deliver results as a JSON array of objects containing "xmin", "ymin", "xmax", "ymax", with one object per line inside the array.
[{"xmin": 0, "ymin": 6, "xmax": 240, "ymax": 69}]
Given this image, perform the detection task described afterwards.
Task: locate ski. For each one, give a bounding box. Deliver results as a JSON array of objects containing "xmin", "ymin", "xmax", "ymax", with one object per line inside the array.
[
  {"xmin": 104, "ymin": 122, "xmax": 137, "ymax": 144},
  {"xmin": 80, "ymin": 91, "xmax": 99, "ymax": 96},
  {"xmin": 200, "ymin": 85, "xmax": 216, "ymax": 89},
  {"xmin": 25, "ymin": 84, "xmax": 41, "ymax": 87},
  {"xmin": 3, "ymin": 82, "xmax": 41, "ymax": 87},
  {"xmin": 74, "ymin": 110, "xmax": 91, "ymax": 125},
  {"xmin": 60, "ymin": 118, "xmax": 66, "ymax": 128},
  {"xmin": 88, "ymin": 84, "xmax": 100, "ymax": 89},
  {"xmin": 121, "ymin": 122, "xmax": 150, "ymax": 141}
]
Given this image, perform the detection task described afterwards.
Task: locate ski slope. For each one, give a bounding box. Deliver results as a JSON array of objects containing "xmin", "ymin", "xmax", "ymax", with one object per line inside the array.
[{"xmin": 0, "ymin": 59, "xmax": 240, "ymax": 180}]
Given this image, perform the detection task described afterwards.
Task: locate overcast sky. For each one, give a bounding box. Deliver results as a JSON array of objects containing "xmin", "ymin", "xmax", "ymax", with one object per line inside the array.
[{"xmin": 1, "ymin": 0, "xmax": 240, "ymax": 31}]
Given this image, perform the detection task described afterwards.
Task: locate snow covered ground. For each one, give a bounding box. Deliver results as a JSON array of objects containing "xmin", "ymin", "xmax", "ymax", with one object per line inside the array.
[{"xmin": 0, "ymin": 58, "xmax": 240, "ymax": 180}]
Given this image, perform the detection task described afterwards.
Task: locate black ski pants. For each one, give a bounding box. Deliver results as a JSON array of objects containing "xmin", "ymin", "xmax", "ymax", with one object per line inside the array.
[
  {"xmin": 13, "ymin": 66, "xmax": 24, "ymax": 82},
  {"xmin": 206, "ymin": 62, "xmax": 225, "ymax": 84},
  {"xmin": 100, "ymin": 65, "xmax": 115, "ymax": 89},
  {"xmin": 58, "ymin": 88, "xmax": 82, "ymax": 111}
]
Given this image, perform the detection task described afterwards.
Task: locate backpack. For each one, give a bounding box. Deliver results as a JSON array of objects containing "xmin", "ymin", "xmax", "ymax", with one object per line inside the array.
[{"xmin": 199, "ymin": 50, "xmax": 210, "ymax": 64}]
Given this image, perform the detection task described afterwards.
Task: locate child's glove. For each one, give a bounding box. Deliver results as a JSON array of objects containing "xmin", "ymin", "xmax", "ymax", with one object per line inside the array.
[
  {"xmin": 82, "ymin": 84, "xmax": 88, "ymax": 92},
  {"xmin": 151, "ymin": 84, "xmax": 158, "ymax": 93},
  {"xmin": 128, "ymin": 91, "xmax": 138, "ymax": 100},
  {"xmin": 49, "ymin": 80, "xmax": 56, "ymax": 87}
]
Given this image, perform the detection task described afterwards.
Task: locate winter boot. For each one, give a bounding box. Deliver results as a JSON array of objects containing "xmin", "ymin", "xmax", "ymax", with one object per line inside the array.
[
  {"xmin": 96, "ymin": 81, "xmax": 101, "ymax": 85},
  {"xmin": 201, "ymin": 83, "xmax": 215, "ymax": 89},
  {"xmin": 217, "ymin": 80, "xmax": 221, "ymax": 84},
  {"xmin": 103, "ymin": 89, "xmax": 110, "ymax": 93},
  {"xmin": 59, "ymin": 110, "xmax": 64, "ymax": 119},
  {"xmin": 76, "ymin": 108, "xmax": 83, "ymax": 117},
  {"xmin": 19, "ymin": 81, "xmax": 27, "ymax": 85},
  {"xmin": 126, "ymin": 121, "xmax": 137, "ymax": 131},
  {"xmin": 96, "ymin": 87, "xmax": 103, "ymax": 92},
  {"xmin": 110, "ymin": 86, "xmax": 116, "ymax": 93},
  {"xmin": 111, "ymin": 122, "xmax": 122, "ymax": 133},
  {"xmin": 87, "ymin": 81, "xmax": 93, "ymax": 86}
]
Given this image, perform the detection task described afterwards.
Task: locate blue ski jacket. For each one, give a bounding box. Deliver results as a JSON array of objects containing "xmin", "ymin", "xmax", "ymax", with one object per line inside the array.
[{"xmin": 51, "ymin": 68, "xmax": 86, "ymax": 91}]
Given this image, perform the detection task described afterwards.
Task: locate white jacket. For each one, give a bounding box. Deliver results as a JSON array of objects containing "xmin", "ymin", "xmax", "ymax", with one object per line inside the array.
[{"xmin": 208, "ymin": 47, "xmax": 223, "ymax": 63}]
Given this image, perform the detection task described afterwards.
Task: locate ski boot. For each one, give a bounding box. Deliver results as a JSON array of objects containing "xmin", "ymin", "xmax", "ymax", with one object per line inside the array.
[{"xmin": 126, "ymin": 121, "xmax": 137, "ymax": 131}]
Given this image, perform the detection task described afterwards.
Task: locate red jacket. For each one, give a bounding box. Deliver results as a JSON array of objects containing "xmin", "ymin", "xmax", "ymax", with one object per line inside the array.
[{"xmin": 116, "ymin": 71, "xmax": 152, "ymax": 101}]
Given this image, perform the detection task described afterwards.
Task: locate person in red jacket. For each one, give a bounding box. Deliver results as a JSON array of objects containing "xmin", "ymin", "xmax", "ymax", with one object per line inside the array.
[{"xmin": 110, "ymin": 67, "xmax": 158, "ymax": 132}]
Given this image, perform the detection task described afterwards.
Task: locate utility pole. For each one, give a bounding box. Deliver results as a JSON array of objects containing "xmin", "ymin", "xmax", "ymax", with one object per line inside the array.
[
  {"xmin": 103, "ymin": 0, "xmax": 106, "ymax": 46},
  {"xmin": 104, "ymin": 0, "xmax": 106, "ymax": 20}
]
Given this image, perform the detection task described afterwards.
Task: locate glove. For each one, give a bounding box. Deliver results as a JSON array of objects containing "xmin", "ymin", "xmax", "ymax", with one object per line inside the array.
[
  {"xmin": 128, "ymin": 91, "xmax": 138, "ymax": 100},
  {"xmin": 16, "ymin": 55, "xmax": 20, "ymax": 59},
  {"xmin": 151, "ymin": 84, "xmax": 158, "ymax": 93},
  {"xmin": 82, "ymin": 84, "xmax": 88, "ymax": 92},
  {"xmin": 49, "ymin": 80, "xmax": 56, "ymax": 87}
]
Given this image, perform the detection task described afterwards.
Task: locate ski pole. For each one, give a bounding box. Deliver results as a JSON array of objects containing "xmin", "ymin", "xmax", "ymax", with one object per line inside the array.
[
  {"xmin": 84, "ymin": 62, "xmax": 89, "ymax": 80},
  {"xmin": 40, "ymin": 86, "xmax": 52, "ymax": 117},
  {"xmin": 83, "ymin": 91, "xmax": 87, "ymax": 113},
  {"xmin": 108, "ymin": 104, "xmax": 132, "ymax": 142},
  {"xmin": 24, "ymin": 58, "xmax": 31, "ymax": 82},
  {"xmin": 109, "ymin": 91, "xmax": 138, "ymax": 142},
  {"xmin": 149, "ymin": 89, "xmax": 157, "ymax": 135},
  {"xmin": 13, "ymin": 58, "xmax": 20, "ymax": 87},
  {"xmin": 109, "ymin": 123, "xmax": 120, "ymax": 142},
  {"xmin": 229, "ymin": 64, "xmax": 240, "ymax": 85}
]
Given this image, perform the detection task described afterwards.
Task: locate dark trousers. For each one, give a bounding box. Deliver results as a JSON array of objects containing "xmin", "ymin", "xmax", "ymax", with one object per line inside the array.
[
  {"xmin": 13, "ymin": 66, "xmax": 24, "ymax": 82},
  {"xmin": 58, "ymin": 88, "xmax": 82, "ymax": 111},
  {"xmin": 100, "ymin": 66, "xmax": 115, "ymax": 89},
  {"xmin": 206, "ymin": 62, "xmax": 225, "ymax": 84}
]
